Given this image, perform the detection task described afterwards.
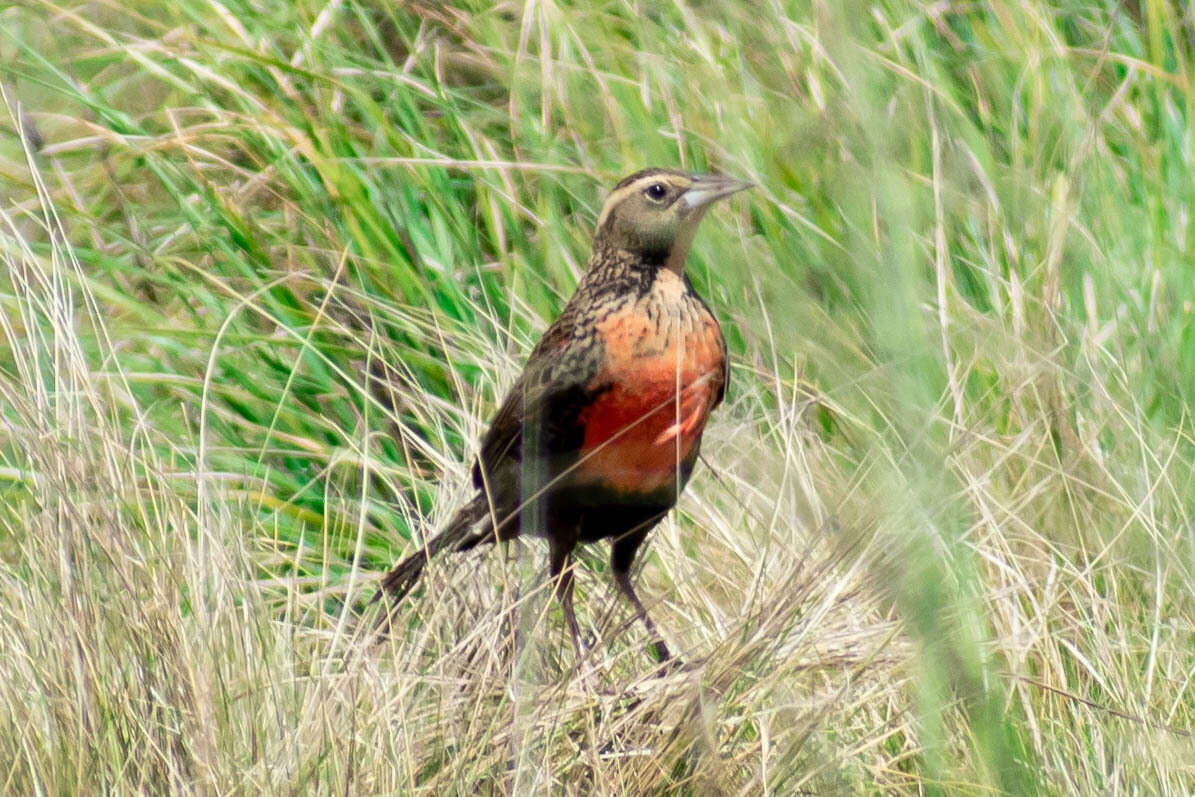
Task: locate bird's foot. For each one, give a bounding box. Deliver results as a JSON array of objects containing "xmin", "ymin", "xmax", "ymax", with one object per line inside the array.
[{"xmin": 648, "ymin": 640, "xmax": 685, "ymax": 678}]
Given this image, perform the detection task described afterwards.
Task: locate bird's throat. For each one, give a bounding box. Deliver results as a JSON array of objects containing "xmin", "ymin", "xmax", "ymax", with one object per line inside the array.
[{"xmin": 664, "ymin": 209, "xmax": 709, "ymax": 274}]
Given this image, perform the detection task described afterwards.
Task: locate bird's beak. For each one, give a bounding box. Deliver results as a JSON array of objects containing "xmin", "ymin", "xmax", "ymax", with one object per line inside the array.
[{"xmin": 680, "ymin": 174, "xmax": 754, "ymax": 213}]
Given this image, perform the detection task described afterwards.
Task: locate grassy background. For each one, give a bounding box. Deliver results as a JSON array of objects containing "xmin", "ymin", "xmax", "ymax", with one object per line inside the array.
[{"xmin": 2, "ymin": 0, "xmax": 1195, "ymax": 792}]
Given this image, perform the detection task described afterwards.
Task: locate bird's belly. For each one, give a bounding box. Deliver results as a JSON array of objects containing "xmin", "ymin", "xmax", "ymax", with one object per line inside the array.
[{"xmin": 573, "ymin": 374, "xmax": 714, "ymax": 494}]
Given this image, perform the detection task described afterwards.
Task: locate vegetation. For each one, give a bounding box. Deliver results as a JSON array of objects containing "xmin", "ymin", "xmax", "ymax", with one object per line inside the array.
[{"xmin": 2, "ymin": 0, "xmax": 1193, "ymax": 791}]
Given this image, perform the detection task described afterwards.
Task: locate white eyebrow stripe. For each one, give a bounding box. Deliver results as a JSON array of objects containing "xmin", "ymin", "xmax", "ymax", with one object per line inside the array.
[{"xmin": 594, "ymin": 174, "xmax": 691, "ymax": 232}]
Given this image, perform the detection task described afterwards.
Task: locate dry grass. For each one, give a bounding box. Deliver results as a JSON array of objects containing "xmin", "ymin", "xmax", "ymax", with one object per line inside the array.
[{"xmin": 4, "ymin": 0, "xmax": 1195, "ymax": 792}]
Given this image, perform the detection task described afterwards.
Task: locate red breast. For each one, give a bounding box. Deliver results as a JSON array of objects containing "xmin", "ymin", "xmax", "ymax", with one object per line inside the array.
[{"xmin": 573, "ymin": 280, "xmax": 724, "ymax": 495}]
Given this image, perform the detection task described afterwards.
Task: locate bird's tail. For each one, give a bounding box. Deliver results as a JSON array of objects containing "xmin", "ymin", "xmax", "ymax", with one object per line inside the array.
[{"xmin": 373, "ymin": 494, "xmax": 489, "ymax": 605}]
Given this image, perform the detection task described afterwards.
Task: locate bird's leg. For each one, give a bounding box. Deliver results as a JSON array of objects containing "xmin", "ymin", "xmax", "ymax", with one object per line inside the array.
[
  {"xmin": 610, "ymin": 532, "xmax": 674, "ymax": 665},
  {"xmin": 613, "ymin": 568, "xmax": 672, "ymax": 663},
  {"xmin": 548, "ymin": 539, "xmax": 585, "ymax": 662}
]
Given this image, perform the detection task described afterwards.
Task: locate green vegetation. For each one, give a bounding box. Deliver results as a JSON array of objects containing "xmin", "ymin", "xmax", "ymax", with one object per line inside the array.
[{"xmin": 2, "ymin": 0, "xmax": 1193, "ymax": 791}]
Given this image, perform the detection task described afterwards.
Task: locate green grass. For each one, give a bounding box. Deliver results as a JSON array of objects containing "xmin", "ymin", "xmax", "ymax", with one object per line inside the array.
[{"xmin": 2, "ymin": 0, "xmax": 1195, "ymax": 792}]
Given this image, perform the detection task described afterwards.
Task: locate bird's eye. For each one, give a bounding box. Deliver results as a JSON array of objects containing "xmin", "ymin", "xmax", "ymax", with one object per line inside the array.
[{"xmin": 644, "ymin": 183, "xmax": 668, "ymax": 201}]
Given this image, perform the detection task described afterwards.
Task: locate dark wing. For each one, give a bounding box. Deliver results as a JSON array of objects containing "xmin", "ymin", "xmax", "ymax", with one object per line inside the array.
[{"xmin": 471, "ymin": 313, "xmax": 605, "ymax": 489}]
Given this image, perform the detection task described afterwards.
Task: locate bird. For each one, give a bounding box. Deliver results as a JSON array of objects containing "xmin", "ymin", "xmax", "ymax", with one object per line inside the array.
[{"xmin": 375, "ymin": 167, "xmax": 751, "ymax": 664}]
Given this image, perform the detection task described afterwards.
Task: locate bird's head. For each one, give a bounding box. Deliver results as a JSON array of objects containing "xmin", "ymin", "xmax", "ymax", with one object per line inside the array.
[{"xmin": 593, "ymin": 168, "xmax": 752, "ymax": 273}]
